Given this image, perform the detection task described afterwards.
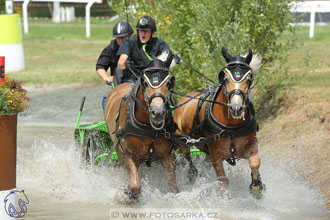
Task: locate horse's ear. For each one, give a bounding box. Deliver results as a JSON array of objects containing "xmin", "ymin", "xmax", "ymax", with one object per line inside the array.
[
  {"xmin": 245, "ymin": 48, "xmax": 253, "ymax": 64},
  {"xmin": 139, "ymin": 48, "xmax": 151, "ymax": 66},
  {"xmin": 221, "ymin": 47, "xmax": 232, "ymax": 63},
  {"xmin": 218, "ymin": 70, "xmax": 225, "ymax": 84},
  {"xmin": 168, "ymin": 75, "xmax": 176, "ymax": 90}
]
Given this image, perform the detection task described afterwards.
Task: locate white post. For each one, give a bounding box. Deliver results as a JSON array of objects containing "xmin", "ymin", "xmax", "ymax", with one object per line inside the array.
[
  {"xmin": 85, "ymin": 0, "xmax": 94, "ymax": 38},
  {"xmin": 52, "ymin": 1, "xmax": 60, "ymax": 23},
  {"xmin": 309, "ymin": 8, "xmax": 315, "ymax": 38},
  {"xmin": 71, "ymin": 7, "xmax": 75, "ymax": 21},
  {"xmin": 22, "ymin": 0, "xmax": 30, "ymax": 34},
  {"xmin": 60, "ymin": 6, "xmax": 65, "ymax": 22},
  {"xmin": 65, "ymin": 7, "xmax": 69, "ymax": 21}
]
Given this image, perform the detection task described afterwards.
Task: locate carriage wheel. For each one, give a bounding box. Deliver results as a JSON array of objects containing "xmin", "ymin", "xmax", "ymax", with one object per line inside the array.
[{"xmin": 85, "ymin": 134, "xmax": 97, "ymax": 167}]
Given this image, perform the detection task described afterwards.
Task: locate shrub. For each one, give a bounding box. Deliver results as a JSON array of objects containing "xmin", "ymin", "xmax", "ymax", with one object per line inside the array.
[{"xmin": 0, "ymin": 0, "xmax": 5, "ymax": 14}]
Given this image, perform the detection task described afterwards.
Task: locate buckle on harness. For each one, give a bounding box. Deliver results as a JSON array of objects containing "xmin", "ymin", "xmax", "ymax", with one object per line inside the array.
[
  {"xmin": 164, "ymin": 130, "xmax": 170, "ymax": 139},
  {"xmin": 214, "ymin": 134, "xmax": 221, "ymax": 141},
  {"xmin": 214, "ymin": 130, "xmax": 224, "ymax": 141},
  {"xmin": 182, "ymin": 137, "xmax": 205, "ymax": 145}
]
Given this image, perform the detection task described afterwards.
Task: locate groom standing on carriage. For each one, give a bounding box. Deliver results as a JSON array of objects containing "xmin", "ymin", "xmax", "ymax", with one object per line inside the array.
[
  {"xmin": 96, "ymin": 21, "xmax": 134, "ymax": 86},
  {"xmin": 117, "ymin": 15, "xmax": 174, "ymax": 82}
]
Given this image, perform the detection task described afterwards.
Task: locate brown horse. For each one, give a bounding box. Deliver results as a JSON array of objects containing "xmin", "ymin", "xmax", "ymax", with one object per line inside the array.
[
  {"xmin": 173, "ymin": 47, "xmax": 264, "ymax": 198},
  {"xmin": 104, "ymin": 53, "xmax": 178, "ymax": 198}
]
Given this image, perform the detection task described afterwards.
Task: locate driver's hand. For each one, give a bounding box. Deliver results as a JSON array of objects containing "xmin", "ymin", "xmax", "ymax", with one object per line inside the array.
[
  {"xmin": 125, "ymin": 60, "xmax": 133, "ymax": 69},
  {"xmin": 105, "ymin": 76, "xmax": 113, "ymax": 83}
]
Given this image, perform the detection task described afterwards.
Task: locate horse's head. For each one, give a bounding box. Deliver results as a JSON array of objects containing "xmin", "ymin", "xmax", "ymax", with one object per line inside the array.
[
  {"xmin": 219, "ymin": 47, "xmax": 258, "ymax": 119},
  {"xmin": 140, "ymin": 51, "xmax": 175, "ymax": 130}
]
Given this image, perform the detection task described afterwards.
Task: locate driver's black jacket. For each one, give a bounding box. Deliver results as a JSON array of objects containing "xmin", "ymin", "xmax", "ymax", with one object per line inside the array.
[
  {"xmin": 117, "ymin": 35, "xmax": 171, "ymax": 80},
  {"xmin": 96, "ymin": 39, "xmax": 120, "ymax": 76}
]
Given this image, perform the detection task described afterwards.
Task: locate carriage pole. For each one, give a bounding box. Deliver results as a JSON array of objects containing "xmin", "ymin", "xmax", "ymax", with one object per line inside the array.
[{"xmin": 0, "ymin": 56, "xmax": 17, "ymax": 220}]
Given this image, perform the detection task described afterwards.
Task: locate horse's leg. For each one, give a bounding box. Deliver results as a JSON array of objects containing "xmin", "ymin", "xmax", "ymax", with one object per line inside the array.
[
  {"xmin": 244, "ymin": 136, "xmax": 265, "ymax": 198},
  {"xmin": 178, "ymin": 146, "xmax": 198, "ymax": 183},
  {"xmin": 125, "ymin": 157, "xmax": 141, "ymax": 198},
  {"xmin": 209, "ymin": 145, "xmax": 229, "ymax": 191},
  {"xmin": 163, "ymin": 152, "xmax": 179, "ymax": 194}
]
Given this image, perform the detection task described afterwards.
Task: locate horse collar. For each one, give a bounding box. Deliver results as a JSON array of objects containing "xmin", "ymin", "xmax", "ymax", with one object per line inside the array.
[{"xmin": 203, "ymin": 84, "xmax": 259, "ymax": 138}]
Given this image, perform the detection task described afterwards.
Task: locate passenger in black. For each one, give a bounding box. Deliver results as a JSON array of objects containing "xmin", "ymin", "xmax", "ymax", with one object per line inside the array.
[
  {"xmin": 96, "ymin": 21, "xmax": 133, "ymax": 85},
  {"xmin": 117, "ymin": 16, "xmax": 173, "ymax": 83}
]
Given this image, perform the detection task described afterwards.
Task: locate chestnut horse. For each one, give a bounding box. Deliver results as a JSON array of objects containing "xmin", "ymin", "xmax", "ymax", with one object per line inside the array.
[
  {"xmin": 173, "ymin": 47, "xmax": 265, "ymax": 198},
  {"xmin": 104, "ymin": 53, "xmax": 178, "ymax": 198}
]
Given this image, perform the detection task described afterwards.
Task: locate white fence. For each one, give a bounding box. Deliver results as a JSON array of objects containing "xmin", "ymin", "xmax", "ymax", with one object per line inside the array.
[
  {"xmin": 291, "ymin": 1, "xmax": 330, "ymax": 38},
  {"xmin": 13, "ymin": 0, "xmax": 102, "ymax": 38}
]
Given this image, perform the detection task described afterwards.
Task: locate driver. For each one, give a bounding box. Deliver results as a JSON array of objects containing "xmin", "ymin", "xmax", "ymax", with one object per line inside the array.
[{"xmin": 117, "ymin": 15, "xmax": 173, "ymax": 83}]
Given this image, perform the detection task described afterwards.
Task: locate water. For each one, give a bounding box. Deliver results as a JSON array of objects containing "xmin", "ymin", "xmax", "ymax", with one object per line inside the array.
[{"xmin": 15, "ymin": 85, "xmax": 329, "ymax": 220}]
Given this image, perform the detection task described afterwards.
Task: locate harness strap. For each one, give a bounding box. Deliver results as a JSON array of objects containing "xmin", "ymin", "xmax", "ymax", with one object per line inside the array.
[
  {"xmin": 103, "ymin": 138, "xmax": 119, "ymax": 166},
  {"xmin": 225, "ymin": 135, "xmax": 239, "ymax": 166},
  {"xmin": 190, "ymin": 90, "xmax": 213, "ymax": 136},
  {"xmin": 114, "ymin": 95, "xmax": 129, "ymax": 137},
  {"xmin": 193, "ymin": 130, "xmax": 224, "ymax": 146},
  {"xmin": 146, "ymin": 137, "xmax": 155, "ymax": 167},
  {"xmin": 129, "ymin": 92, "xmax": 148, "ymax": 113}
]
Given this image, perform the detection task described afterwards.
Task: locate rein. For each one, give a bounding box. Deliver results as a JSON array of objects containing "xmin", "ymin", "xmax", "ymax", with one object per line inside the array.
[
  {"xmin": 177, "ymin": 58, "xmax": 216, "ymax": 85},
  {"xmin": 169, "ymin": 84, "xmax": 228, "ymax": 112}
]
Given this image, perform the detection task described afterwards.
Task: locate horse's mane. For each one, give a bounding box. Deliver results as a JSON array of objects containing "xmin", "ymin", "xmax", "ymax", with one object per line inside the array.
[
  {"xmin": 250, "ymin": 54, "xmax": 262, "ymax": 73},
  {"xmin": 157, "ymin": 50, "xmax": 177, "ymax": 68},
  {"xmin": 241, "ymin": 53, "xmax": 262, "ymax": 73},
  {"xmin": 241, "ymin": 53, "xmax": 262, "ymax": 100}
]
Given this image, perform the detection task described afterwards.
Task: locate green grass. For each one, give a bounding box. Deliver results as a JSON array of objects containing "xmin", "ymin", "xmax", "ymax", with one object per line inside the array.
[
  {"xmin": 280, "ymin": 24, "xmax": 330, "ymax": 92},
  {"xmin": 8, "ymin": 20, "xmax": 330, "ymax": 88},
  {"xmin": 9, "ymin": 18, "xmax": 121, "ymax": 85}
]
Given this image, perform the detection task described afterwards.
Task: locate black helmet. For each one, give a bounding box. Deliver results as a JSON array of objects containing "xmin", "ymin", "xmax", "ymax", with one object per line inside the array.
[
  {"xmin": 136, "ymin": 16, "xmax": 157, "ymax": 32},
  {"xmin": 112, "ymin": 21, "xmax": 133, "ymax": 38}
]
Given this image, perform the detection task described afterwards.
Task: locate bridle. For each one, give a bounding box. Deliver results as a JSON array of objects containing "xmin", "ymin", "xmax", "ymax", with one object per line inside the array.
[
  {"xmin": 221, "ymin": 61, "xmax": 255, "ymax": 109},
  {"xmin": 139, "ymin": 66, "xmax": 173, "ymax": 130}
]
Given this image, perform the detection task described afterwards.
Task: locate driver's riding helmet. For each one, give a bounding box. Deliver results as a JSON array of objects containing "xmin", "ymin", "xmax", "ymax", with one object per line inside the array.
[
  {"xmin": 112, "ymin": 21, "xmax": 133, "ymax": 38},
  {"xmin": 136, "ymin": 16, "xmax": 157, "ymax": 32}
]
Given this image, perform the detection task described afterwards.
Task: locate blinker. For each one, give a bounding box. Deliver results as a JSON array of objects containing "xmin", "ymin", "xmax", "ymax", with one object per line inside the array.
[
  {"xmin": 225, "ymin": 65, "xmax": 252, "ymax": 83},
  {"xmin": 143, "ymin": 70, "xmax": 170, "ymax": 89}
]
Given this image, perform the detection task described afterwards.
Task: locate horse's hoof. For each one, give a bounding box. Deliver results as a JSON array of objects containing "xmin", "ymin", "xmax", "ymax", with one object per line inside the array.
[
  {"xmin": 250, "ymin": 172, "xmax": 265, "ymax": 199},
  {"xmin": 187, "ymin": 166, "xmax": 198, "ymax": 183},
  {"xmin": 250, "ymin": 183, "xmax": 265, "ymax": 199},
  {"xmin": 124, "ymin": 185, "xmax": 138, "ymax": 199}
]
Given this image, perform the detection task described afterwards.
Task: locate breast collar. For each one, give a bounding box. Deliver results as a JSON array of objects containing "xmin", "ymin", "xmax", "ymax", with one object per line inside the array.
[
  {"xmin": 117, "ymin": 81, "xmax": 175, "ymax": 138},
  {"xmin": 201, "ymin": 85, "xmax": 259, "ymax": 138}
]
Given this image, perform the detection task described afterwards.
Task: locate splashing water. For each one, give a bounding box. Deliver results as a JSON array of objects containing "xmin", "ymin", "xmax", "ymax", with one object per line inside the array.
[
  {"xmin": 16, "ymin": 134, "xmax": 328, "ymax": 220},
  {"xmin": 16, "ymin": 86, "xmax": 329, "ymax": 219}
]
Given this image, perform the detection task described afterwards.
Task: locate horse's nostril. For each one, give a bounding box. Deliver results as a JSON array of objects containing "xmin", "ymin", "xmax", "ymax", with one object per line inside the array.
[
  {"xmin": 151, "ymin": 110, "xmax": 156, "ymax": 116},
  {"xmin": 162, "ymin": 110, "xmax": 165, "ymax": 116},
  {"xmin": 239, "ymin": 106, "xmax": 243, "ymax": 112}
]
